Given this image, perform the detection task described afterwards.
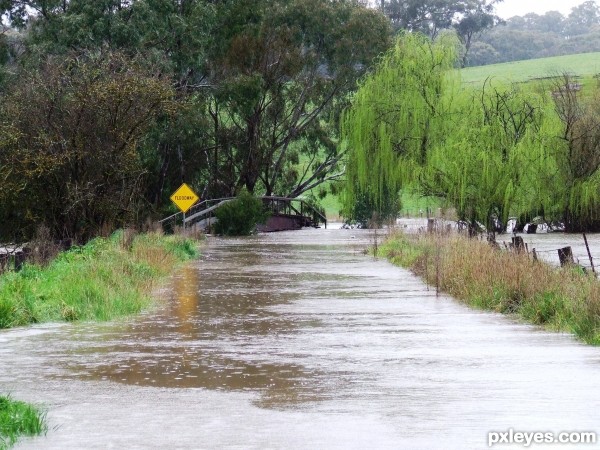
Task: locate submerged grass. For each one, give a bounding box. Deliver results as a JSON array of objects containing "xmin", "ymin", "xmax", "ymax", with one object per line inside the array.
[
  {"xmin": 0, "ymin": 395, "xmax": 46, "ymax": 449},
  {"xmin": 381, "ymin": 231, "xmax": 600, "ymax": 345},
  {"xmin": 0, "ymin": 231, "xmax": 200, "ymax": 329}
]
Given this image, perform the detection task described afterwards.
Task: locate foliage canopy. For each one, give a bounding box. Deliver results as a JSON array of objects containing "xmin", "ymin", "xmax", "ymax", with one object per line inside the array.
[
  {"xmin": 0, "ymin": 0, "xmax": 392, "ymax": 241},
  {"xmin": 342, "ymin": 33, "xmax": 600, "ymax": 231}
]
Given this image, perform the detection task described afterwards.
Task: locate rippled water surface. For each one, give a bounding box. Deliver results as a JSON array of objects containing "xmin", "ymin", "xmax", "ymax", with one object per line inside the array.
[{"xmin": 2, "ymin": 225, "xmax": 600, "ymax": 449}]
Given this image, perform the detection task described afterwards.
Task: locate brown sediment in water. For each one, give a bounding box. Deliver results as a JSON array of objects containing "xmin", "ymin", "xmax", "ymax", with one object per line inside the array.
[{"xmin": 2, "ymin": 226, "xmax": 600, "ymax": 449}]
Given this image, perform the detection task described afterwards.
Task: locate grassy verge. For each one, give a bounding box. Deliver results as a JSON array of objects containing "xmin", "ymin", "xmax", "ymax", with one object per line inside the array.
[
  {"xmin": 0, "ymin": 395, "xmax": 46, "ymax": 449},
  {"xmin": 380, "ymin": 231, "xmax": 600, "ymax": 345},
  {"xmin": 0, "ymin": 231, "xmax": 200, "ymax": 328}
]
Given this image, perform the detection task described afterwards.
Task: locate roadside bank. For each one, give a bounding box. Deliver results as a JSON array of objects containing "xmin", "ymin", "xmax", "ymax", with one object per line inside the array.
[
  {"xmin": 380, "ymin": 231, "xmax": 600, "ymax": 345},
  {"xmin": 0, "ymin": 230, "xmax": 200, "ymax": 329},
  {"xmin": 0, "ymin": 230, "xmax": 199, "ymax": 447}
]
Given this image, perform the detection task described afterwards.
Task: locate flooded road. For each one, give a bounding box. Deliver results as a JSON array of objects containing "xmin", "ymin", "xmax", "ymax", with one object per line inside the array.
[{"xmin": 2, "ymin": 226, "xmax": 600, "ymax": 449}]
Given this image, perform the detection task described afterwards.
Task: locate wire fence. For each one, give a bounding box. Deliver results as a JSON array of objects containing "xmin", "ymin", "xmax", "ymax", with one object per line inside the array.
[
  {"xmin": 396, "ymin": 217, "xmax": 600, "ymax": 275},
  {"xmin": 493, "ymin": 232, "xmax": 598, "ymax": 275}
]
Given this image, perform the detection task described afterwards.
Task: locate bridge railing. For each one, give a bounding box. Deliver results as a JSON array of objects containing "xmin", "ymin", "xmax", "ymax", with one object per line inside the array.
[
  {"xmin": 159, "ymin": 195, "xmax": 327, "ymax": 232},
  {"xmin": 158, "ymin": 197, "xmax": 234, "ymax": 232},
  {"xmin": 261, "ymin": 196, "xmax": 327, "ymax": 229}
]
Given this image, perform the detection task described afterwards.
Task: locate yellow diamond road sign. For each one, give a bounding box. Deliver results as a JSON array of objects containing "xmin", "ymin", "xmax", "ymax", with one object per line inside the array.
[{"xmin": 170, "ymin": 183, "xmax": 199, "ymax": 213}]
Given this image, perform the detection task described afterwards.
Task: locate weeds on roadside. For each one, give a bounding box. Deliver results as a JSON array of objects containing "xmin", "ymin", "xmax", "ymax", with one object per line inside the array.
[
  {"xmin": 0, "ymin": 231, "xmax": 200, "ymax": 329},
  {"xmin": 381, "ymin": 231, "xmax": 600, "ymax": 345},
  {"xmin": 0, "ymin": 395, "xmax": 46, "ymax": 449}
]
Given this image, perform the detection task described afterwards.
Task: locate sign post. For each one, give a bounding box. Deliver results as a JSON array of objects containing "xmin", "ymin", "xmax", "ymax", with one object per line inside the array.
[{"xmin": 169, "ymin": 183, "xmax": 199, "ymax": 232}]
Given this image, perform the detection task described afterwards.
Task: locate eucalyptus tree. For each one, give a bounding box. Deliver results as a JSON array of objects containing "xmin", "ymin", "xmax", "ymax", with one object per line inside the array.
[
  {"xmin": 380, "ymin": 0, "xmax": 502, "ymax": 42},
  {"xmin": 565, "ymin": 0, "xmax": 600, "ymax": 37},
  {"xmin": 1, "ymin": 0, "xmax": 214, "ymax": 89},
  {"xmin": 453, "ymin": 0, "xmax": 503, "ymax": 67},
  {"xmin": 200, "ymin": 0, "xmax": 391, "ymax": 198}
]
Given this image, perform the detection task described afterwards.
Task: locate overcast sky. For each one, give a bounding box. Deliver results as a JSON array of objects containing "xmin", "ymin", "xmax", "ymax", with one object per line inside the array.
[{"xmin": 494, "ymin": 0, "xmax": 595, "ymax": 19}]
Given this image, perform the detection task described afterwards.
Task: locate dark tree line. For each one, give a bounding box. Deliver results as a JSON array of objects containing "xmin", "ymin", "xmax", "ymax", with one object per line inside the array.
[
  {"xmin": 2, "ymin": 0, "xmax": 599, "ymax": 241},
  {"xmin": 469, "ymin": 1, "xmax": 600, "ymax": 66},
  {"xmin": 375, "ymin": 0, "xmax": 600, "ymax": 67},
  {"xmin": 0, "ymin": 0, "xmax": 391, "ymax": 241},
  {"xmin": 378, "ymin": 0, "xmax": 503, "ymax": 67}
]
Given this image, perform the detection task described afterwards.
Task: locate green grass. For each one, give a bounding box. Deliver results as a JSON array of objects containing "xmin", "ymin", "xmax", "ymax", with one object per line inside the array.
[
  {"xmin": 0, "ymin": 231, "xmax": 199, "ymax": 328},
  {"xmin": 0, "ymin": 395, "xmax": 46, "ymax": 449},
  {"xmin": 381, "ymin": 231, "xmax": 600, "ymax": 345},
  {"xmin": 398, "ymin": 191, "xmax": 443, "ymax": 218},
  {"xmin": 461, "ymin": 52, "xmax": 600, "ymax": 85}
]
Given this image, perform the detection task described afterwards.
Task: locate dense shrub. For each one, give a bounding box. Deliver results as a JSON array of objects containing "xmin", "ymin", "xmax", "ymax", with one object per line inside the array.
[
  {"xmin": 343, "ymin": 188, "xmax": 399, "ymax": 228},
  {"xmin": 214, "ymin": 191, "xmax": 269, "ymax": 236}
]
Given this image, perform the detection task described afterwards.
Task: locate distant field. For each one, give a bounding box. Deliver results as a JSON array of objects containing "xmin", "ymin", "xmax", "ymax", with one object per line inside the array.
[{"xmin": 461, "ymin": 52, "xmax": 600, "ymax": 85}]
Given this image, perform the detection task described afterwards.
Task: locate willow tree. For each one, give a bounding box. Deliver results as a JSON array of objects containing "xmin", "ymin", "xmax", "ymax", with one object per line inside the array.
[
  {"xmin": 420, "ymin": 79, "xmax": 547, "ymax": 230},
  {"xmin": 341, "ymin": 33, "xmax": 458, "ymax": 221},
  {"xmin": 543, "ymin": 74, "xmax": 600, "ymax": 231},
  {"xmin": 342, "ymin": 33, "xmax": 550, "ymax": 231}
]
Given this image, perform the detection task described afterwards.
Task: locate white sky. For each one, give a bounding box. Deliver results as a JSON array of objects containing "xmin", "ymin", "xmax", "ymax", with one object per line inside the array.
[{"xmin": 494, "ymin": 0, "xmax": 596, "ymax": 19}]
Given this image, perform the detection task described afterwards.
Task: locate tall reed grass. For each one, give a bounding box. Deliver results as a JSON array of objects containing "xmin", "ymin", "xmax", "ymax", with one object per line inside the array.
[
  {"xmin": 381, "ymin": 231, "xmax": 600, "ymax": 344},
  {"xmin": 0, "ymin": 231, "xmax": 200, "ymax": 328},
  {"xmin": 0, "ymin": 395, "xmax": 46, "ymax": 449}
]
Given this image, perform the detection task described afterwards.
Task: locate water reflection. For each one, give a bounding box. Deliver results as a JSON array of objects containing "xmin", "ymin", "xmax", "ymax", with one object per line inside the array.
[
  {"xmin": 64, "ymin": 238, "xmax": 366, "ymax": 407},
  {"xmin": 172, "ymin": 264, "xmax": 200, "ymax": 336}
]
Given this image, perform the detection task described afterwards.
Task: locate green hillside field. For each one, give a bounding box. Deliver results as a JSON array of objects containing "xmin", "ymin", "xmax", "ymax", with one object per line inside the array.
[{"xmin": 461, "ymin": 52, "xmax": 600, "ymax": 85}]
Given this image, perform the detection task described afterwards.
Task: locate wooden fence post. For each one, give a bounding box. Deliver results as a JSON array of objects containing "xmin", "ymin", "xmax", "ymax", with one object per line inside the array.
[
  {"xmin": 558, "ymin": 247, "xmax": 574, "ymax": 267},
  {"xmin": 512, "ymin": 236, "xmax": 525, "ymax": 253},
  {"xmin": 583, "ymin": 233, "xmax": 595, "ymax": 274},
  {"xmin": 427, "ymin": 218, "xmax": 435, "ymax": 233},
  {"xmin": 0, "ymin": 253, "xmax": 8, "ymax": 274}
]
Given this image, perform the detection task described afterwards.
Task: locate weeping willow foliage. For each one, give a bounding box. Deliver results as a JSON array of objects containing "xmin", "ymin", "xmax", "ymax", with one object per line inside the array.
[
  {"xmin": 553, "ymin": 81, "xmax": 600, "ymax": 230},
  {"xmin": 341, "ymin": 33, "xmax": 458, "ymax": 218},
  {"xmin": 509, "ymin": 76, "xmax": 600, "ymax": 230},
  {"xmin": 511, "ymin": 96, "xmax": 565, "ymax": 221},
  {"xmin": 422, "ymin": 80, "xmax": 550, "ymax": 227},
  {"xmin": 342, "ymin": 32, "xmax": 600, "ymax": 230}
]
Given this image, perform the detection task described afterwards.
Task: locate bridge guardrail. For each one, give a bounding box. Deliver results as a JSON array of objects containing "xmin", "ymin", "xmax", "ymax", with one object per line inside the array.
[{"xmin": 159, "ymin": 195, "xmax": 327, "ymax": 232}]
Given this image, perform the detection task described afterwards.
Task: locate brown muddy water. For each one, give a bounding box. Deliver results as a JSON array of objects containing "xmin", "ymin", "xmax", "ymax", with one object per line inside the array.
[{"xmin": 2, "ymin": 225, "xmax": 600, "ymax": 449}]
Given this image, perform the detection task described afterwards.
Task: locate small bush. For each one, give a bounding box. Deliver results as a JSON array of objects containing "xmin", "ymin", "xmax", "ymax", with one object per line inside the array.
[
  {"xmin": 214, "ymin": 191, "xmax": 269, "ymax": 236},
  {"xmin": 343, "ymin": 187, "xmax": 399, "ymax": 228}
]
